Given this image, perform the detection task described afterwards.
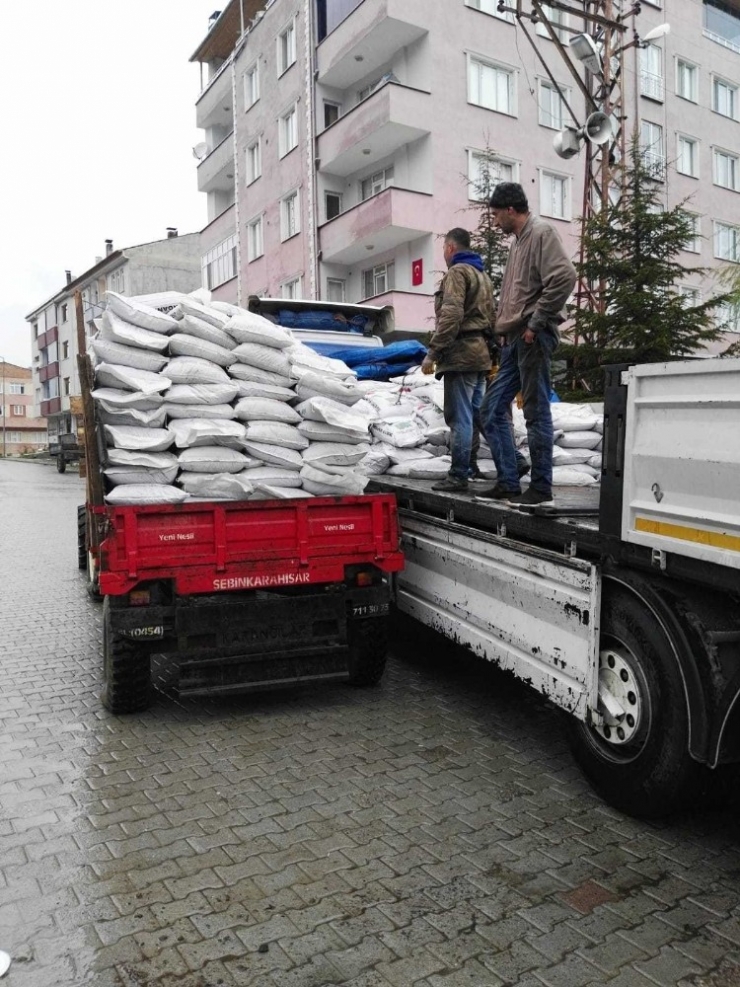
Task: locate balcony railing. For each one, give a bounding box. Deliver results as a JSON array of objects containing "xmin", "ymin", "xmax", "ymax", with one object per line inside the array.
[
  {"xmin": 642, "ymin": 150, "xmax": 666, "ymax": 181},
  {"xmin": 196, "ymin": 59, "xmax": 234, "ymax": 131},
  {"xmin": 40, "ymin": 397, "xmax": 62, "ymax": 417},
  {"xmin": 39, "ymin": 362, "xmax": 60, "ymax": 383},
  {"xmin": 197, "ymin": 131, "xmax": 235, "ymax": 193},
  {"xmin": 37, "ymin": 326, "xmax": 58, "ymax": 350},
  {"xmin": 640, "ymin": 70, "xmax": 665, "ymax": 101}
]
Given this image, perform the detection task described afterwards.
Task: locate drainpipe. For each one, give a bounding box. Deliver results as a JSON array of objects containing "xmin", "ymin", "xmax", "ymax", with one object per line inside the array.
[
  {"xmin": 303, "ymin": 0, "xmax": 319, "ymax": 300},
  {"xmin": 231, "ymin": 56, "xmax": 243, "ymax": 306}
]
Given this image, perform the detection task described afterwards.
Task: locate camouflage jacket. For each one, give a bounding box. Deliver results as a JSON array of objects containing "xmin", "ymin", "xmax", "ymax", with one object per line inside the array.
[{"xmin": 428, "ymin": 263, "xmax": 494, "ymax": 376}]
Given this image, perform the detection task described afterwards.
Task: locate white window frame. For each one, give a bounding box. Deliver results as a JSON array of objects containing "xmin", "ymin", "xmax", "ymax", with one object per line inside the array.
[
  {"xmin": 244, "ymin": 62, "xmax": 259, "ymax": 109},
  {"xmin": 676, "ymin": 58, "xmax": 698, "ymax": 102},
  {"xmin": 713, "ymin": 147, "xmax": 739, "ymax": 190},
  {"xmin": 467, "ymin": 149, "xmax": 519, "ymax": 200},
  {"xmin": 467, "ymin": 54, "xmax": 517, "ymax": 117},
  {"xmin": 679, "ymin": 285, "xmax": 701, "ymax": 307},
  {"xmin": 360, "ymin": 167, "xmax": 394, "ymax": 201},
  {"xmin": 325, "ymin": 191, "xmax": 343, "ymax": 221},
  {"xmin": 247, "ymin": 214, "xmax": 264, "ymax": 262},
  {"xmin": 536, "ymin": 4, "xmax": 569, "ymax": 41},
  {"xmin": 362, "ymin": 262, "xmax": 395, "ymax": 299},
  {"xmin": 201, "ymin": 234, "xmax": 238, "ymax": 290},
  {"xmin": 539, "ymin": 169, "xmax": 570, "ymax": 220},
  {"xmin": 640, "ymin": 43, "xmax": 665, "ymax": 101},
  {"xmin": 676, "ymin": 134, "xmax": 699, "ymax": 178},
  {"xmin": 714, "ymin": 221, "xmax": 740, "ymax": 261},
  {"xmin": 245, "ymin": 137, "xmax": 262, "ymax": 185},
  {"xmin": 538, "ymin": 78, "xmax": 569, "ymax": 130},
  {"xmin": 281, "ymin": 276, "xmax": 303, "ymax": 299},
  {"xmin": 326, "ymin": 278, "xmax": 346, "ymax": 302},
  {"xmin": 280, "ymin": 189, "xmax": 301, "ymax": 241},
  {"xmin": 279, "ymin": 103, "xmax": 298, "ymax": 158},
  {"xmin": 681, "ymin": 211, "xmax": 702, "ymax": 253},
  {"xmin": 640, "ymin": 120, "xmax": 665, "ymax": 180},
  {"xmin": 712, "ymin": 76, "xmax": 738, "ymax": 120},
  {"xmin": 277, "ymin": 17, "xmax": 297, "ymax": 77},
  {"xmin": 323, "ymin": 100, "xmax": 342, "ymax": 128},
  {"xmin": 465, "ymin": 0, "xmax": 514, "ymax": 24}
]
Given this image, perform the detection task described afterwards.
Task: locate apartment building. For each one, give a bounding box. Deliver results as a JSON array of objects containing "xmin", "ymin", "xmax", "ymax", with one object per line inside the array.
[
  {"xmin": 0, "ymin": 364, "xmax": 47, "ymax": 457},
  {"xmin": 191, "ymin": 0, "xmax": 740, "ymax": 344},
  {"xmin": 26, "ymin": 232, "xmax": 201, "ymax": 446}
]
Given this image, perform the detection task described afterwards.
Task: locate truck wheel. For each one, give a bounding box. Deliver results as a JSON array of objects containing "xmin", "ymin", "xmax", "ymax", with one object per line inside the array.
[
  {"xmin": 57, "ymin": 455, "xmax": 66, "ymax": 474},
  {"xmin": 77, "ymin": 505, "xmax": 87, "ymax": 570},
  {"xmin": 102, "ymin": 602, "xmax": 151, "ymax": 714},
  {"xmin": 347, "ymin": 617, "xmax": 388, "ymax": 686},
  {"xmin": 567, "ymin": 584, "xmax": 698, "ymax": 818}
]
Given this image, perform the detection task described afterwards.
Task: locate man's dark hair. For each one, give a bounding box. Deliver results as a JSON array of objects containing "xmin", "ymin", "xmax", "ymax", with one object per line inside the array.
[
  {"xmin": 489, "ymin": 182, "xmax": 529, "ymax": 213},
  {"xmin": 445, "ymin": 227, "xmax": 471, "ymax": 250}
]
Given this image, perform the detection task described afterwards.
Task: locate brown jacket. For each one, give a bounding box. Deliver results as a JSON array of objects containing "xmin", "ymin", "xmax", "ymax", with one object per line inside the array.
[
  {"xmin": 428, "ymin": 263, "xmax": 494, "ymax": 376},
  {"xmin": 495, "ymin": 216, "xmax": 576, "ymax": 340}
]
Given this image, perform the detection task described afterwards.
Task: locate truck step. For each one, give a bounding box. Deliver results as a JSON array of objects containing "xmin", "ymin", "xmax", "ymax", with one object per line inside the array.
[
  {"xmin": 178, "ymin": 646, "xmax": 350, "ymax": 697},
  {"xmin": 179, "ymin": 669, "xmax": 350, "ymax": 698}
]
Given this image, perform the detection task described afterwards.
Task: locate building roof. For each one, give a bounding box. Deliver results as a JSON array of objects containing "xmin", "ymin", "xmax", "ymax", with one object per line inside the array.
[
  {"xmin": 1, "ymin": 362, "xmax": 32, "ymax": 377},
  {"xmin": 190, "ymin": 0, "xmax": 267, "ymax": 63}
]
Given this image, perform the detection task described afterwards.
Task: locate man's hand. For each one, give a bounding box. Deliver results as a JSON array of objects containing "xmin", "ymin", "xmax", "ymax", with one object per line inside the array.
[
  {"xmin": 421, "ymin": 355, "xmax": 435, "ymax": 375},
  {"xmin": 522, "ymin": 328, "xmax": 536, "ymax": 345}
]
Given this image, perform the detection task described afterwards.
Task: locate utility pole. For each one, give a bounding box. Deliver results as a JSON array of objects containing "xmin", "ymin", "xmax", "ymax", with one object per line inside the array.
[{"xmin": 1, "ymin": 357, "xmax": 6, "ymax": 458}]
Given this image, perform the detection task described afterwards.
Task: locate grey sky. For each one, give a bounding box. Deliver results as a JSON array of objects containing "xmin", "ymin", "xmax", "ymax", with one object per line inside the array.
[{"xmin": 0, "ymin": 0, "xmax": 216, "ymax": 367}]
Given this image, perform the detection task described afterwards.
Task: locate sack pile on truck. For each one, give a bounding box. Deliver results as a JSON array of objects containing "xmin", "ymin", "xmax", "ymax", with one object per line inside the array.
[{"xmin": 90, "ymin": 291, "xmax": 373, "ymax": 505}]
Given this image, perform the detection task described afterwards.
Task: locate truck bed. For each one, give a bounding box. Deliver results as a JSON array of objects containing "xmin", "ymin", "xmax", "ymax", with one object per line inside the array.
[{"xmin": 368, "ymin": 477, "xmax": 602, "ymax": 559}]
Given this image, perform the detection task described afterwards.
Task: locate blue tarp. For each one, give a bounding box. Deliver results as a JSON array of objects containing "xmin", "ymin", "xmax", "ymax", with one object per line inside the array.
[
  {"xmin": 276, "ymin": 309, "xmax": 369, "ymax": 332},
  {"xmin": 307, "ymin": 340, "xmax": 427, "ymax": 380}
]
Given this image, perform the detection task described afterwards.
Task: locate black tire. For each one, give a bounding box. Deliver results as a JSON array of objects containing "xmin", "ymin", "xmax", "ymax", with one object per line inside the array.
[
  {"xmin": 77, "ymin": 505, "xmax": 87, "ymax": 570},
  {"xmin": 347, "ymin": 616, "xmax": 388, "ymax": 686},
  {"xmin": 566, "ymin": 582, "xmax": 699, "ymax": 818},
  {"xmin": 57, "ymin": 455, "xmax": 66, "ymax": 474},
  {"xmin": 102, "ymin": 600, "xmax": 152, "ymax": 714}
]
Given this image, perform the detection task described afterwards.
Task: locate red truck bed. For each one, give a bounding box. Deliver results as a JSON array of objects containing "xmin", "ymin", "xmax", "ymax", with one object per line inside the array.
[{"xmin": 94, "ymin": 493, "xmax": 404, "ymax": 596}]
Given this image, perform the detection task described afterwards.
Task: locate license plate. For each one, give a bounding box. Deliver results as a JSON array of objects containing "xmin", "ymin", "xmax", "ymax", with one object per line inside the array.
[
  {"xmin": 351, "ymin": 603, "xmax": 389, "ymax": 619},
  {"xmin": 121, "ymin": 626, "xmax": 165, "ymax": 640}
]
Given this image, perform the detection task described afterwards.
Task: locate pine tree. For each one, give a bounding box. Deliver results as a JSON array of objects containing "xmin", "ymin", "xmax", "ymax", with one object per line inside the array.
[
  {"xmin": 466, "ymin": 151, "xmax": 509, "ymax": 296},
  {"xmin": 560, "ymin": 138, "xmax": 730, "ymax": 398}
]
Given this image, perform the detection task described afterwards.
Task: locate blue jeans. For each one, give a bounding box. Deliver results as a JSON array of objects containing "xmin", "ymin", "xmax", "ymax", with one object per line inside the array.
[
  {"xmin": 443, "ymin": 371, "xmax": 486, "ymax": 480},
  {"xmin": 480, "ymin": 331, "xmax": 557, "ymax": 492}
]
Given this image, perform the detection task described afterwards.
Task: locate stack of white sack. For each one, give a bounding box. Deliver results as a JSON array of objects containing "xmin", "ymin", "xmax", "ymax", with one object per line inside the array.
[
  {"xmin": 91, "ymin": 291, "xmax": 372, "ymax": 505},
  {"xmin": 510, "ymin": 403, "xmax": 603, "ymax": 486}
]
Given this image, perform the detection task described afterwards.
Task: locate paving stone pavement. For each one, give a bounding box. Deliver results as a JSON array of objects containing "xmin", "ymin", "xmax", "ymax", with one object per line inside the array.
[{"xmin": 1, "ymin": 459, "xmax": 740, "ymax": 987}]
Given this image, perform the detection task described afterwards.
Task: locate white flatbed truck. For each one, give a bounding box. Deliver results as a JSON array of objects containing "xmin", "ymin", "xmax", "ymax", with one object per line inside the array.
[{"xmin": 371, "ymin": 359, "xmax": 740, "ymax": 817}]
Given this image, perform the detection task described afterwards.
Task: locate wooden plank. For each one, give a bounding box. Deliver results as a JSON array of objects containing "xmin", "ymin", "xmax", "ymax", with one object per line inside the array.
[{"xmin": 75, "ymin": 291, "xmax": 104, "ymax": 506}]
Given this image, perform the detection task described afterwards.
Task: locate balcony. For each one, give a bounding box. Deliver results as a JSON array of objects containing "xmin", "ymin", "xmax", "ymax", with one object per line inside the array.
[
  {"xmin": 196, "ymin": 60, "xmax": 234, "ymax": 131},
  {"xmin": 320, "ymin": 186, "xmax": 433, "ymax": 265},
  {"xmin": 318, "ymin": 82, "xmax": 431, "ymax": 176},
  {"xmin": 640, "ymin": 70, "xmax": 665, "ymax": 102},
  {"xmin": 37, "ymin": 326, "xmax": 58, "ymax": 350},
  {"xmin": 39, "ymin": 362, "xmax": 60, "ymax": 383},
  {"xmin": 40, "ymin": 397, "xmax": 62, "ymax": 417},
  {"xmin": 197, "ymin": 132, "xmax": 235, "ymax": 194},
  {"xmin": 317, "ymin": 0, "xmax": 428, "ymax": 89}
]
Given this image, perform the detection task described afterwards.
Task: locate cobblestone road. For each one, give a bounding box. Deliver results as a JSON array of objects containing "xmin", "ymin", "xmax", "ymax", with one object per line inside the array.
[{"xmin": 1, "ymin": 460, "xmax": 740, "ymax": 987}]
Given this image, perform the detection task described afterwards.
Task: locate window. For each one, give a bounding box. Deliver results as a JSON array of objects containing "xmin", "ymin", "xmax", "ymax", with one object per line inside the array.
[
  {"xmin": 32, "ymin": 322, "xmax": 38, "ymax": 339},
  {"xmin": 716, "ymin": 300, "xmax": 740, "ymax": 333},
  {"xmin": 60, "ymin": 304, "xmax": 68, "ymax": 323},
  {"xmin": 280, "ymin": 190, "xmax": 300, "ymax": 240},
  {"xmin": 681, "ymin": 212, "xmax": 702, "ymax": 252},
  {"xmin": 467, "ymin": 151, "xmax": 518, "ymax": 199},
  {"xmin": 360, "ymin": 167, "xmax": 394, "ymax": 201},
  {"xmin": 714, "ymin": 221, "xmax": 740, "ymax": 260},
  {"xmin": 676, "ymin": 59, "xmax": 698, "ymax": 102},
  {"xmin": 247, "ymin": 215, "xmax": 264, "ymax": 261},
  {"xmin": 201, "ymin": 234, "xmax": 238, "ymax": 290},
  {"xmin": 536, "ymin": 4, "xmax": 569, "ymax": 41},
  {"xmin": 468, "ymin": 57, "xmax": 515, "ymax": 116},
  {"xmin": 640, "ymin": 120, "xmax": 665, "ymax": 179},
  {"xmin": 677, "ymin": 136, "xmax": 699, "ymax": 177},
  {"xmin": 713, "ymin": 77, "xmax": 738, "ymax": 119},
  {"xmin": 324, "ymin": 101, "xmax": 341, "ymax": 128},
  {"xmin": 11, "ymin": 404, "xmax": 25, "ymax": 416},
  {"xmin": 679, "ymin": 286, "xmax": 701, "ymax": 307},
  {"xmin": 640, "ymin": 44, "xmax": 664, "ymax": 100},
  {"xmin": 63, "ymin": 377, "xmax": 71, "ymax": 397},
  {"xmin": 466, "ymin": 0, "xmax": 514, "ymax": 23},
  {"xmin": 714, "ymin": 148, "xmax": 739, "ymax": 190},
  {"xmin": 244, "ymin": 63, "xmax": 259, "ymax": 108},
  {"xmin": 540, "ymin": 171, "xmax": 569, "ymax": 219},
  {"xmin": 246, "ymin": 138, "xmax": 262, "ymax": 185},
  {"xmin": 362, "ymin": 262, "xmax": 395, "ymax": 299},
  {"xmin": 281, "ymin": 277, "xmax": 303, "ymax": 299},
  {"xmin": 62, "ymin": 341, "xmax": 69, "ymax": 360},
  {"xmin": 277, "ymin": 19, "xmax": 297, "ymax": 76},
  {"xmin": 279, "ymin": 104, "xmax": 298, "ymax": 157},
  {"xmin": 8, "ymin": 432, "xmax": 22, "ymax": 444},
  {"xmin": 705, "ymin": 0, "xmax": 740, "ymax": 48},
  {"xmin": 9, "ymin": 383, "xmax": 25, "ymax": 395},
  {"xmin": 327, "ymin": 278, "xmax": 346, "ymax": 302},
  {"xmin": 538, "ymin": 80, "xmax": 567, "ymax": 130},
  {"xmin": 325, "ymin": 191, "xmax": 342, "ymax": 220}
]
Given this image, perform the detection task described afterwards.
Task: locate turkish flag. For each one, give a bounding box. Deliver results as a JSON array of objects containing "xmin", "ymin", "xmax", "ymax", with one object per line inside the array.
[{"xmin": 412, "ymin": 259, "xmax": 423, "ymax": 286}]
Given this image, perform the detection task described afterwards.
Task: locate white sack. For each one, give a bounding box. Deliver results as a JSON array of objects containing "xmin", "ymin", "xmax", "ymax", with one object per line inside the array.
[
  {"xmin": 243, "ymin": 421, "xmax": 308, "ymax": 451},
  {"xmin": 588, "ymin": 454, "xmax": 603, "ymax": 469},
  {"xmin": 172, "ymin": 297, "xmax": 229, "ymax": 329},
  {"xmin": 294, "ymin": 397, "xmax": 370, "ymax": 436},
  {"xmin": 99, "ymin": 311, "xmax": 171, "ymax": 352},
  {"xmin": 229, "ymin": 363, "xmax": 293, "ymax": 387},
  {"xmin": 233, "ymin": 398, "xmax": 301, "ymax": 424},
  {"xmin": 231, "ymin": 343, "xmax": 292, "ymax": 377},
  {"xmin": 294, "ymin": 371, "xmax": 362, "ymax": 407},
  {"xmin": 97, "ymin": 406, "xmax": 168, "ymax": 428},
  {"xmin": 297, "ymin": 420, "xmax": 368, "ymax": 445},
  {"xmin": 91, "ymin": 337, "xmax": 168, "ymax": 372},
  {"xmin": 224, "ymin": 314, "xmax": 293, "ymax": 349},
  {"xmin": 287, "ymin": 344, "xmax": 356, "ymax": 379},
  {"xmin": 388, "ymin": 457, "xmax": 452, "ymax": 479},
  {"xmin": 105, "ymin": 291, "xmax": 179, "ymax": 334},
  {"xmin": 552, "ymin": 447, "xmax": 598, "ymax": 466},
  {"xmin": 95, "ymin": 363, "xmax": 171, "ymax": 395},
  {"xmin": 355, "ymin": 391, "xmax": 415, "ymax": 420},
  {"xmin": 165, "ymin": 383, "xmax": 239, "ymax": 405},
  {"xmin": 169, "ymin": 334, "xmax": 238, "ymax": 368},
  {"xmin": 378, "ymin": 443, "xmax": 433, "ymax": 466},
  {"xmin": 168, "ymin": 419, "xmax": 246, "ymax": 449},
  {"xmin": 252, "ymin": 485, "xmax": 314, "ymax": 500},
  {"xmin": 164, "ymin": 357, "xmax": 231, "ymax": 385},
  {"xmin": 242, "ymin": 442, "xmax": 303, "ymax": 471},
  {"xmin": 210, "ymin": 301, "xmax": 245, "ymax": 317},
  {"xmin": 371, "ymin": 417, "xmax": 425, "ymax": 449},
  {"xmin": 300, "ymin": 464, "xmax": 368, "ymax": 496},
  {"xmin": 103, "ymin": 425, "xmax": 174, "ymax": 453},
  {"xmin": 178, "ymin": 447, "xmax": 251, "ymax": 473},
  {"xmin": 104, "ymin": 464, "xmax": 179, "ymax": 486},
  {"xmin": 356, "ymin": 449, "xmax": 391, "ymax": 475},
  {"xmin": 551, "ymin": 405, "xmax": 599, "ymax": 432},
  {"xmin": 92, "ymin": 387, "xmax": 164, "ymax": 411},
  {"xmin": 556, "ymin": 430, "xmax": 602, "ymax": 450},
  {"xmin": 105, "ymin": 450, "xmax": 179, "ymax": 469},
  {"xmin": 564, "ymin": 463, "xmax": 600, "ymax": 477},
  {"xmin": 178, "ymin": 313, "xmax": 237, "ymax": 350},
  {"xmin": 164, "ymin": 403, "xmax": 236, "ymax": 420},
  {"xmin": 303, "ymin": 442, "xmax": 369, "ymax": 468},
  {"xmin": 244, "ymin": 466, "xmax": 303, "ymax": 488},
  {"xmin": 232, "ymin": 380, "xmax": 296, "ymax": 402},
  {"xmin": 551, "ymin": 467, "xmax": 599, "ymax": 486},
  {"xmin": 105, "ymin": 484, "xmax": 188, "ymax": 505},
  {"xmin": 178, "ymin": 472, "xmax": 254, "ymax": 500}
]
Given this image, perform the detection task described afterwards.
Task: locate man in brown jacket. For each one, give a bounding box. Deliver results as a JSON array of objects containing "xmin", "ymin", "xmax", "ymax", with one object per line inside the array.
[
  {"xmin": 421, "ymin": 228, "xmax": 494, "ymax": 491},
  {"xmin": 478, "ymin": 183, "xmax": 576, "ymax": 507}
]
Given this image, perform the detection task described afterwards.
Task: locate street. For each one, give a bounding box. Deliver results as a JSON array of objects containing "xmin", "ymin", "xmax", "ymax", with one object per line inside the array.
[{"xmin": 1, "ymin": 459, "xmax": 739, "ymax": 987}]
